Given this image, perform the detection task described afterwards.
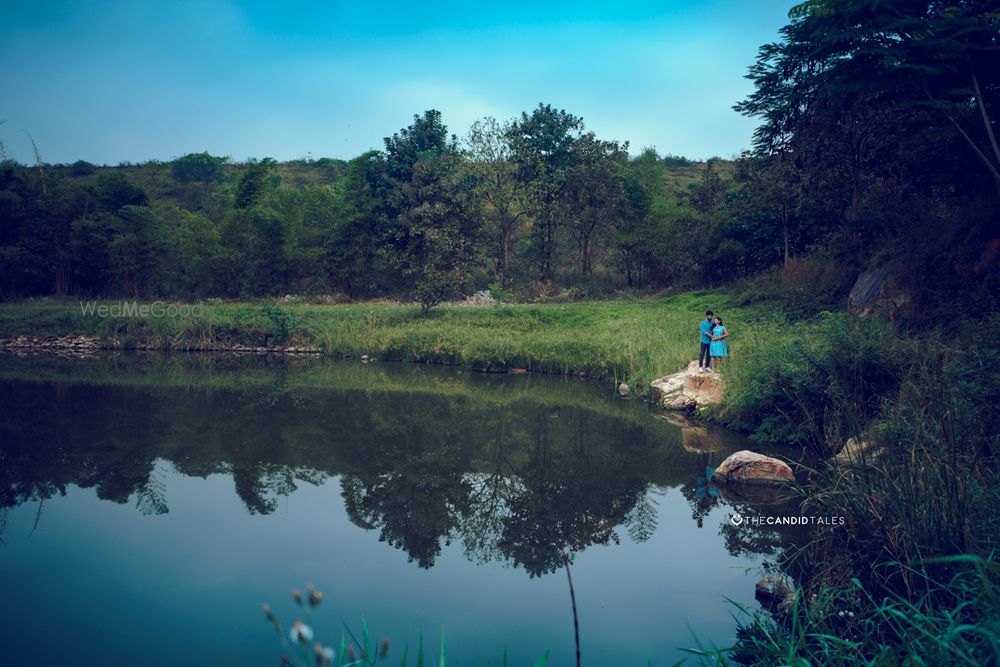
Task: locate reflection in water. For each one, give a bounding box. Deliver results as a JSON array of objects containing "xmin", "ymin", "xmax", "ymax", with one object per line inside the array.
[
  {"xmin": 0, "ymin": 353, "xmax": 804, "ymax": 574},
  {"xmin": 0, "ymin": 353, "xmax": 812, "ymax": 667}
]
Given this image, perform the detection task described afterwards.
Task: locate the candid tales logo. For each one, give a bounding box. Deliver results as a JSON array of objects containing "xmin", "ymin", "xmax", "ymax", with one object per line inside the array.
[{"xmin": 729, "ymin": 513, "xmax": 847, "ymax": 527}]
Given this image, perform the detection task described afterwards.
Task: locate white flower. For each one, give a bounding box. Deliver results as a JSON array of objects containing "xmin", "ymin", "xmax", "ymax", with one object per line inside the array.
[
  {"xmin": 315, "ymin": 644, "xmax": 335, "ymax": 665},
  {"xmin": 289, "ymin": 621, "xmax": 314, "ymax": 643}
]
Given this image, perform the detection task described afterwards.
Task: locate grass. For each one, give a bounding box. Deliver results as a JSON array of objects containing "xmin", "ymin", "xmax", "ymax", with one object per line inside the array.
[
  {"xmin": 689, "ymin": 311, "xmax": 1000, "ymax": 665},
  {"xmin": 687, "ymin": 556, "xmax": 1000, "ymax": 666},
  {"xmin": 0, "ymin": 291, "xmax": 810, "ymax": 389}
]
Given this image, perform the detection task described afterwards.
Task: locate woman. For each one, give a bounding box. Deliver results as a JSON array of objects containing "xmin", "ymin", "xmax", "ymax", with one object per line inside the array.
[{"xmin": 708, "ymin": 316, "xmax": 728, "ymax": 370}]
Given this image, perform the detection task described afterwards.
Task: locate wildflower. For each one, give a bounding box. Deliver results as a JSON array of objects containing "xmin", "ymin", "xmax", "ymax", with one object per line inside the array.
[
  {"xmin": 261, "ymin": 603, "xmax": 276, "ymax": 623},
  {"xmin": 289, "ymin": 621, "xmax": 314, "ymax": 644},
  {"xmin": 308, "ymin": 589, "xmax": 324, "ymax": 608},
  {"xmin": 292, "ymin": 589, "xmax": 303, "ymax": 606},
  {"xmin": 314, "ymin": 643, "xmax": 335, "ymax": 666},
  {"xmin": 379, "ymin": 638, "xmax": 390, "ymax": 659},
  {"xmin": 345, "ymin": 644, "xmax": 356, "ymax": 662}
]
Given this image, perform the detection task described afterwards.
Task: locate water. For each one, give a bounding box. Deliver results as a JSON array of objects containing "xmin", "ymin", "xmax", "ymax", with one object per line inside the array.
[{"xmin": 0, "ymin": 353, "xmax": 800, "ymax": 666}]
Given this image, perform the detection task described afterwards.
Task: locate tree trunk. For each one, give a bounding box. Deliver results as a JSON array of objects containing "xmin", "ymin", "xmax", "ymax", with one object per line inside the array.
[{"xmin": 781, "ymin": 205, "xmax": 790, "ymax": 267}]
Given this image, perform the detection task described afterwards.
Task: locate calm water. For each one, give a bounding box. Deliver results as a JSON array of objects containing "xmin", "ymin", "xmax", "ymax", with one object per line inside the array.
[{"xmin": 0, "ymin": 353, "xmax": 800, "ymax": 666}]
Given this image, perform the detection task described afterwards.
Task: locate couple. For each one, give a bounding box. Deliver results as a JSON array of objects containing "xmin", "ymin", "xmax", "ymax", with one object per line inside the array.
[{"xmin": 697, "ymin": 310, "xmax": 728, "ymax": 373}]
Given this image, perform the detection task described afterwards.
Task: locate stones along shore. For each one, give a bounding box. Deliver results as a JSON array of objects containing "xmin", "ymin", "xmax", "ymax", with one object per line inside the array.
[{"xmin": 0, "ymin": 335, "xmax": 322, "ymax": 355}]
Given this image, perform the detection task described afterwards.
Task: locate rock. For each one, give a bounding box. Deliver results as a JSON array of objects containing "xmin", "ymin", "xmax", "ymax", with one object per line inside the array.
[
  {"xmin": 755, "ymin": 574, "xmax": 797, "ymax": 613},
  {"xmin": 650, "ymin": 360, "xmax": 723, "ymax": 411},
  {"xmin": 361, "ymin": 354, "xmax": 369, "ymax": 363},
  {"xmin": 681, "ymin": 425, "xmax": 718, "ymax": 453},
  {"xmin": 711, "ymin": 450, "xmax": 794, "ymax": 486},
  {"xmin": 848, "ymin": 269, "xmax": 911, "ymax": 318},
  {"xmin": 618, "ymin": 382, "xmax": 630, "ymax": 397},
  {"xmin": 717, "ymin": 484, "xmax": 794, "ymax": 506},
  {"xmin": 834, "ymin": 437, "xmax": 880, "ymax": 467}
]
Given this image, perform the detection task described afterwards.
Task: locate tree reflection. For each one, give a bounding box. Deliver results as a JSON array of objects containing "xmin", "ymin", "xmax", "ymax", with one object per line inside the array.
[{"xmin": 1, "ymin": 363, "xmax": 805, "ymax": 577}]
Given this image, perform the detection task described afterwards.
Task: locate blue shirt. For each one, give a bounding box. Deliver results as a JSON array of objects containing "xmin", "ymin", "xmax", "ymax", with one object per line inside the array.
[{"xmin": 700, "ymin": 319, "xmax": 713, "ymax": 344}]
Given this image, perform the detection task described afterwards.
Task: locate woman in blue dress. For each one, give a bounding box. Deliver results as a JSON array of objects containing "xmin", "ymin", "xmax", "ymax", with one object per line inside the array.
[{"xmin": 709, "ymin": 316, "xmax": 728, "ymax": 370}]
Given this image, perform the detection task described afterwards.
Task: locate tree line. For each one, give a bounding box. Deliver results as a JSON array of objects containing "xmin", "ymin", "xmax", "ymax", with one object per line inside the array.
[
  {"xmin": 1, "ymin": 0, "xmax": 995, "ymax": 313},
  {"xmin": 0, "ymin": 105, "xmax": 745, "ymax": 308}
]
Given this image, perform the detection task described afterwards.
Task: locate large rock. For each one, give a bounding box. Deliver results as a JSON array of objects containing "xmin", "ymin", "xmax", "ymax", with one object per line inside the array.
[
  {"xmin": 650, "ymin": 361, "xmax": 723, "ymax": 411},
  {"xmin": 716, "ymin": 483, "xmax": 794, "ymax": 506},
  {"xmin": 755, "ymin": 574, "xmax": 797, "ymax": 614},
  {"xmin": 834, "ymin": 437, "xmax": 881, "ymax": 467},
  {"xmin": 848, "ymin": 269, "xmax": 911, "ymax": 318},
  {"xmin": 711, "ymin": 450, "xmax": 794, "ymax": 486}
]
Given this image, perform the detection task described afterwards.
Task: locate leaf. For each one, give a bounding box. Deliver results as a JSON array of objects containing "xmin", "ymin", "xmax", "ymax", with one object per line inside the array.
[{"xmin": 532, "ymin": 650, "xmax": 550, "ymax": 666}]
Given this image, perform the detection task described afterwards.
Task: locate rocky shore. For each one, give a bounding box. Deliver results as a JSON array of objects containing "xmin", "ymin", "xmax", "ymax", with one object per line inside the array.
[{"xmin": 0, "ymin": 335, "xmax": 322, "ymax": 355}]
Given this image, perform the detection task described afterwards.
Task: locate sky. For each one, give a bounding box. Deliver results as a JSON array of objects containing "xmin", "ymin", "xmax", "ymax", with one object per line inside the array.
[{"xmin": 0, "ymin": 1, "xmax": 793, "ymax": 165}]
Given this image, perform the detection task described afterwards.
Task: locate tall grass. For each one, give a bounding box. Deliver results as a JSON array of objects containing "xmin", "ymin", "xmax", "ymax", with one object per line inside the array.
[
  {"xmin": 696, "ymin": 311, "xmax": 1000, "ymax": 665},
  {"xmin": 0, "ymin": 292, "xmax": 789, "ymax": 387},
  {"xmin": 688, "ymin": 556, "xmax": 1000, "ymax": 666}
]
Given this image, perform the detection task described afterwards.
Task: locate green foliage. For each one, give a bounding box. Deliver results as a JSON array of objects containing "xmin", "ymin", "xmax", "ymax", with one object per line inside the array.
[
  {"xmin": 170, "ymin": 151, "xmax": 229, "ymax": 184},
  {"xmin": 0, "ymin": 292, "xmax": 745, "ymax": 386},
  {"xmin": 689, "ymin": 556, "xmax": 1000, "ymax": 666},
  {"xmin": 262, "ymin": 584, "xmax": 550, "ymax": 667},
  {"xmin": 376, "ymin": 111, "xmax": 483, "ymax": 311},
  {"xmin": 235, "ymin": 157, "xmax": 279, "ymax": 209}
]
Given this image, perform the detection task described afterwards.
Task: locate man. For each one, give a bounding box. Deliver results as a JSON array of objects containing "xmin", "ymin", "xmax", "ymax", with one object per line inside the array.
[{"xmin": 699, "ymin": 310, "xmax": 714, "ymax": 372}]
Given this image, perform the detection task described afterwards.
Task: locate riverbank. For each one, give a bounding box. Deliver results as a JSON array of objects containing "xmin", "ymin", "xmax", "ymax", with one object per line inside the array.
[{"xmin": 0, "ymin": 292, "xmax": 806, "ymax": 391}]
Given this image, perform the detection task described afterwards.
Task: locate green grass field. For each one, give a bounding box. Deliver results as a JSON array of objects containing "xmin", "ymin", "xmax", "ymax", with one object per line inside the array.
[{"xmin": 0, "ymin": 291, "xmax": 803, "ymax": 389}]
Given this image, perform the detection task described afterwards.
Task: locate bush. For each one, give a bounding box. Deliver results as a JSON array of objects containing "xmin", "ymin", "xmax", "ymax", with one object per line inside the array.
[{"xmin": 717, "ymin": 313, "xmax": 903, "ymax": 452}]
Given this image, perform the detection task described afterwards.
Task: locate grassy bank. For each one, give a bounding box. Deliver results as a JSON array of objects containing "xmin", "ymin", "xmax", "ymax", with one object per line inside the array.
[{"xmin": 0, "ymin": 291, "xmax": 806, "ymax": 388}]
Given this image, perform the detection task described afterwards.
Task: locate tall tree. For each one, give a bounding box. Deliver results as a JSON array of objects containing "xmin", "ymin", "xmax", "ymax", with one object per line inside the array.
[
  {"xmin": 564, "ymin": 133, "xmax": 628, "ymax": 280},
  {"xmin": 508, "ymin": 104, "xmax": 584, "ymax": 281},
  {"xmin": 465, "ymin": 117, "xmax": 531, "ymax": 287},
  {"xmin": 376, "ymin": 110, "xmax": 482, "ymax": 311}
]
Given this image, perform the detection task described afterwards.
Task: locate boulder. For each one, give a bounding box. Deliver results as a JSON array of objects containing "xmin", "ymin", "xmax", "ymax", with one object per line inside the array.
[
  {"xmin": 755, "ymin": 574, "xmax": 797, "ymax": 613},
  {"xmin": 716, "ymin": 483, "xmax": 794, "ymax": 506},
  {"xmin": 711, "ymin": 450, "xmax": 794, "ymax": 486},
  {"xmin": 650, "ymin": 361, "xmax": 723, "ymax": 411},
  {"xmin": 617, "ymin": 382, "xmax": 630, "ymax": 397},
  {"xmin": 681, "ymin": 425, "xmax": 718, "ymax": 453},
  {"xmin": 834, "ymin": 437, "xmax": 881, "ymax": 467},
  {"xmin": 848, "ymin": 269, "xmax": 912, "ymax": 318}
]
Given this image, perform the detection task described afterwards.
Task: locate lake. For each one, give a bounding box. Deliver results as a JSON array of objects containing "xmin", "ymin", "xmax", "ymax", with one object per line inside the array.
[{"xmin": 0, "ymin": 352, "xmax": 801, "ymax": 666}]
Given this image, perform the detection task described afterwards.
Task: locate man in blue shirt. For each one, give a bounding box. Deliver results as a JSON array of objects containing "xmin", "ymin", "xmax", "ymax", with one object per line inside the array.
[{"xmin": 699, "ymin": 310, "xmax": 714, "ymax": 372}]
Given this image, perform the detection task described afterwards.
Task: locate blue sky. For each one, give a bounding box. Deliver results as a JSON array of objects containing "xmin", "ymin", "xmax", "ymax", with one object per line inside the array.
[{"xmin": 0, "ymin": 1, "xmax": 793, "ymax": 165}]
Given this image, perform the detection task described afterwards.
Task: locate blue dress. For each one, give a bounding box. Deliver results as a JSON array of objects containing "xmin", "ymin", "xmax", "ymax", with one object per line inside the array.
[{"xmin": 709, "ymin": 325, "xmax": 728, "ymax": 357}]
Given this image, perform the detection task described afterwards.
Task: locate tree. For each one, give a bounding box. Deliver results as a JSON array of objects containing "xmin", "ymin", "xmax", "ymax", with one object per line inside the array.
[
  {"xmin": 465, "ymin": 117, "xmax": 531, "ymax": 287},
  {"xmin": 508, "ymin": 104, "xmax": 585, "ymax": 281},
  {"xmin": 170, "ymin": 152, "xmax": 229, "ymax": 184},
  {"xmin": 375, "ymin": 110, "xmax": 482, "ymax": 311},
  {"xmin": 93, "ymin": 172, "xmax": 148, "ymax": 212},
  {"xmin": 739, "ymin": 0, "xmax": 1000, "ymax": 191},
  {"xmin": 234, "ymin": 158, "xmax": 278, "ymax": 209},
  {"xmin": 564, "ymin": 132, "xmax": 628, "ymax": 280},
  {"xmin": 614, "ymin": 153, "xmax": 654, "ymax": 288},
  {"xmin": 787, "ymin": 0, "xmax": 1000, "ymax": 190},
  {"xmin": 324, "ymin": 151, "xmax": 390, "ymax": 298}
]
